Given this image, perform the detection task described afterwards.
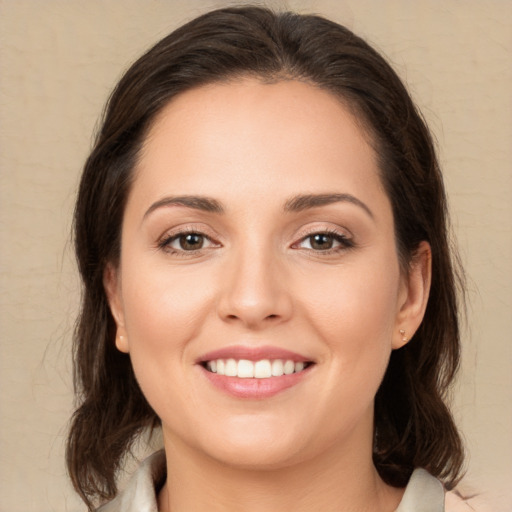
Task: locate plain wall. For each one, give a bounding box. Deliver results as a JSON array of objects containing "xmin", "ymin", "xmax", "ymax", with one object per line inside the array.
[{"xmin": 0, "ymin": 1, "xmax": 510, "ymax": 510}]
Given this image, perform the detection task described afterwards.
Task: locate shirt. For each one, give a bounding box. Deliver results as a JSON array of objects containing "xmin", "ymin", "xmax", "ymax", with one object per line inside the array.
[{"xmin": 97, "ymin": 450, "xmax": 474, "ymax": 512}]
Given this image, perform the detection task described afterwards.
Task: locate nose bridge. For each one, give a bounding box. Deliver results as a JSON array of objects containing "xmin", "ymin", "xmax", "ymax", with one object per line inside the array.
[{"xmin": 217, "ymin": 236, "xmax": 292, "ymax": 327}]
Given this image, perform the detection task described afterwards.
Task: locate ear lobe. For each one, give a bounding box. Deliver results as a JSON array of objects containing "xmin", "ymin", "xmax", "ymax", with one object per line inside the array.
[
  {"xmin": 115, "ymin": 332, "xmax": 130, "ymax": 353},
  {"xmin": 393, "ymin": 241, "xmax": 432, "ymax": 350},
  {"xmin": 103, "ymin": 263, "xmax": 129, "ymax": 353}
]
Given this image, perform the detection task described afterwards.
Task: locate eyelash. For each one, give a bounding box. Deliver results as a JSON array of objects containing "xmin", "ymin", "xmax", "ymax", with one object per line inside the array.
[
  {"xmin": 157, "ymin": 228, "xmax": 219, "ymax": 256},
  {"xmin": 157, "ymin": 228, "xmax": 354, "ymax": 256},
  {"xmin": 293, "ymin": 229, "xmax": 354, "ymax": 254}
]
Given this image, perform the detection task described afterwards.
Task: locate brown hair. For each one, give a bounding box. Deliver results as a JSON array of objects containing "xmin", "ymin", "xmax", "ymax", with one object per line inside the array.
[{"xmin": 67, "ymin": 5, "xmax": 465, "ymax": 509}]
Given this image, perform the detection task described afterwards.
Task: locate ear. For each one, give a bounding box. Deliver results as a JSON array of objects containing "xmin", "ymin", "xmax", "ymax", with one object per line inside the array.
[
  {"xmin": 103, "ymin": 263, "xmax": 130, "ymax": 353},
  {"xmin": 393, "ymin": 241, "xmax": 432, "ymax": 349}
]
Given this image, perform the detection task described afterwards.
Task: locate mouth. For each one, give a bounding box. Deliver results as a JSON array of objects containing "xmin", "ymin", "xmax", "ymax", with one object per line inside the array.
[
  {"xmin": 197, "ymin": 346, "xmax": 315, "ymax": 398},
  {"xmin": 201, "ymin": 358, "xmax": 314, "ymax": 379}
]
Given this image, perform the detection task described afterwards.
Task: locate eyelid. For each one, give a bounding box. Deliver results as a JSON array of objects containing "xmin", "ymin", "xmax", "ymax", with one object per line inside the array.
[
  {"xmin": 292, "ymin": 223, "xmax": 353, "ymax": 243},
  {"xmin": 156, "ymin": 224, "xmax": 222, "ymax": 252},
  {"xmin": 155, "ymin": 222, "xmax": 354, "ymax": 255},
  {"xmin": 290, "ymin": 224, "xmax": 355, "ymax": 253}
]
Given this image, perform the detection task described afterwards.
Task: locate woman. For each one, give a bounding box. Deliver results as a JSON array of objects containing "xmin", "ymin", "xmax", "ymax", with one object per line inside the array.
[{"xmin": 67, "ymin": 5, "xmax": 470, "ymax": 511}]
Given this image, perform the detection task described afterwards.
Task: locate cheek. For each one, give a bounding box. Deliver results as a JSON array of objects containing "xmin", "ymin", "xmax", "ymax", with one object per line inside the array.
[
  {"xmin": 117, "ymin": 263, "xmax": 221, "ymax": 426},
  {"xmin": 301, "ymin": 255, "xmax": 400, "ymax": 337},
  {"xmin": 298, "ymin": 257, "xmax": 401, "ymax": 385},
  {"xmin": 119, "ymin": 260, "xmax": 218, "ymax": 370}
]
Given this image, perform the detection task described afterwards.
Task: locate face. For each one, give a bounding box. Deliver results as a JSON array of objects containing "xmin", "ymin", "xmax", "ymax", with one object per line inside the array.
[{"xmin": 106, "ymin": 79, "xmax": 428, "ymax": 470}]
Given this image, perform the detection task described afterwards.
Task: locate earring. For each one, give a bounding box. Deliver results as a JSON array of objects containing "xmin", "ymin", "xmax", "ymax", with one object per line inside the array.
[{"xmin": 399, "ymin": 329, "xmax": 409, "ymax": 343}]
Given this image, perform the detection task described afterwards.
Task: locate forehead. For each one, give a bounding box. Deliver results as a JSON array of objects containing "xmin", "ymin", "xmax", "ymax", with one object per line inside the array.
[
  {"xmin": 144, "ymin": 78, "xmax": 373, "ymax": 159},
  {"xmin": 131, "ymin": 78, "xmax": 387, "ymax": 214}
]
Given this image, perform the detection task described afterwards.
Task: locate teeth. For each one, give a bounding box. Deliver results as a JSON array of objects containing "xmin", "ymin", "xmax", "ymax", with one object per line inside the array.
[
  {"xmin": 294, "ymin": 362, "xmax": 304, "ymax": 373},
  {"xmin": 283, "ymin": 360, "xmax": 295, "ymax": 375},
  {"xmin": 225, "ymin": 358, "xmax": 237, "ymax": 377},
  {"xmin": 254, "ymin": 360, "xmax": 272, "ymax": 378},
  {"xmin": 237, "ymin": 359, "xmax": 254, "ymax": 378},
  {"xmin": 205, "ymin": 358, "xmax": 308, "ymax": 378},
  {"xmin": 271, "ymin": 359, "xmax": 284, "ymax": 376}
]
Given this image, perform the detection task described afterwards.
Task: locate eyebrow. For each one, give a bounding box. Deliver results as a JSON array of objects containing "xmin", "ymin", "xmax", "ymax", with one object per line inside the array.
[
  {"xmin": 143, "ymin": 192, "xmax": 373, "ymax": 220},
  {"xmin": 284, "ymin": 193, "xmax": 374, "ymax": 219},
  {"xmin": 143, "ymin": 195, "xmax": 224, "ymax": 219}
]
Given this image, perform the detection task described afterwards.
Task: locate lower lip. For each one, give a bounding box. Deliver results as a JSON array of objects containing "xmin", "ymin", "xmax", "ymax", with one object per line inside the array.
[{"xmin": 200, "ymin": 365, "xmax": 312, "ymax": 399}]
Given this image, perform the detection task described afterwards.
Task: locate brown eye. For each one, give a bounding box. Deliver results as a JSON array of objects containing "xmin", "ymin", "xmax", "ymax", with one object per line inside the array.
[
  {"xmin": 160, "ymin": 231, "xmax": 214, "ymax": 253},
  {"xmin": 178, "ymin": 233, "xmax": 204, "ymax": 250},
  {"xmin": 309, "ymin": 233, "xmax": 334, "ymax": 250},
  {"xmin": 295, "ymin": 231, "xmax": 353, "ymax": 252}
]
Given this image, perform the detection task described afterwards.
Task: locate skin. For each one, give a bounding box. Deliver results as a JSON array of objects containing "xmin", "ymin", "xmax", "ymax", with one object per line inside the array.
[{"xmin": 105, "ymin": 79, "xmax": 431, "ymax": 512}]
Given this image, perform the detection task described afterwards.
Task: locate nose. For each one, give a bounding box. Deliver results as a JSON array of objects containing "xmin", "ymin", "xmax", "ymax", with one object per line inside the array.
[{"xmin": 216, "ymin": 245, "xmax": 293, "ymax": 329}]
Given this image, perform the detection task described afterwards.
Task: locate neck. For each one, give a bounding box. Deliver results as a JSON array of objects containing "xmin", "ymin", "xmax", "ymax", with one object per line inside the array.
[{"xmin": 157, "ymin": 426, "xmax": 403, "ymax": 512}]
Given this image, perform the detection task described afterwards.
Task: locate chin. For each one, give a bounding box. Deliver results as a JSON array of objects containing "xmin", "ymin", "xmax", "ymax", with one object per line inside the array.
[
  {"xmin": 206, "ymin": 439, "xmax": 303, "ymax": 471},
  {"xmin": 194, "ymin": 417, "xmax": 311, "ymax": 470}
]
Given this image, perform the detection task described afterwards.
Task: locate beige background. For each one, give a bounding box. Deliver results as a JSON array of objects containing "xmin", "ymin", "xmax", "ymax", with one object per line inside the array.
[{"xmin": 0, "ymin": 1, "xmax": 510, "ymax": 511}]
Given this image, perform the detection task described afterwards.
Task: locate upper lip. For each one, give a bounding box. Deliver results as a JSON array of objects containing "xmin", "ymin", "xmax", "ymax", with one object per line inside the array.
[{"xmin": 197, "ymin": 345, "xmax": 312, "ymax": 364}]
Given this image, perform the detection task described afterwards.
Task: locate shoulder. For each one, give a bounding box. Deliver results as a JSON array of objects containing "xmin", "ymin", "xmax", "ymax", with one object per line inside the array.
[
  {"xmin": 445, "ymin": 483, "xmax": 497, "ymax": 512},
  {"xmin": 96, "ymin": 450, "xmax": 166, "ymax": 512}
]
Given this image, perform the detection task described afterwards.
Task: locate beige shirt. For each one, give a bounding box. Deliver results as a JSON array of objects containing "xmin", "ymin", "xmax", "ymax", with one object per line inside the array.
[{"xmin": 97, "ymin": 451, "xmax": 474, "ymax": 512}]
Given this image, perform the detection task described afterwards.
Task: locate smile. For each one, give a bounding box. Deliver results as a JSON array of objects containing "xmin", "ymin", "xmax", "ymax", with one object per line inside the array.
[
  {"xmin": 204, "ymin": 359, "xmax": 311, "ymax": 378},
  {"xmin": 197, "ymin": 346, "xmax": 315, "ymax": 398}
]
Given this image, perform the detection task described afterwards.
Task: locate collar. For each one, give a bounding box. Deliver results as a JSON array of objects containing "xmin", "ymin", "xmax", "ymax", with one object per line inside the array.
[{"xmin": 97, "ymin": 451, "xmax": 445, "ymax": 511}]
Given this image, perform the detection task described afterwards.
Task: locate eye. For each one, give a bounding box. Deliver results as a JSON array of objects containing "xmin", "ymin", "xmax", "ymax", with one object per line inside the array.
[
  {"xmin": 175, "ymin": 233, "xmax": 206, "ymax": 250},
  {"xmin": 296, "ymin": 231, "xmax": 353, "ymax": 252},
  {"xmin": 159, "ymin": 231, "xmax": 218, "ymax": 253}
]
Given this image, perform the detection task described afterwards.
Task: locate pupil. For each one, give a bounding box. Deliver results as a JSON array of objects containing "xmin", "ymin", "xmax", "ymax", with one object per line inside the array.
[
  {"xmin": 311, "ymin": 234, "xmax": 333, "ymax": 250},
  {"xmin": 180, "ymin": 233, "xmax": 203, "ymax": 250}
]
